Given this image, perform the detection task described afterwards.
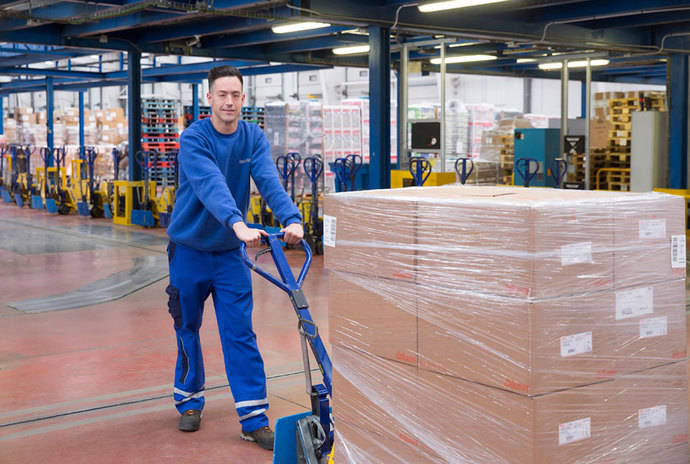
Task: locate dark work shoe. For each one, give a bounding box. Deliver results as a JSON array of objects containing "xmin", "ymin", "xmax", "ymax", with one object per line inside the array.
[
  {"xmin": 178, "ymin": 409, "xmax": 201, "ymax": 432},
  {"xmin": 240, "ymin": 426, "xmax": 274, "ymax": 450}
]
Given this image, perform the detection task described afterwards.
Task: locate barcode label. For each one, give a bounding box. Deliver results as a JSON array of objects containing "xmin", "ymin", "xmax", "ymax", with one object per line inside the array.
[
  {"xmin": 671, "ymin": 235, "xmax": 686, "ymax": 269},
  {"xmin": 560, "ymin": 332, "xmax": 593, "ymax": 357},
  {"xmin": 640, "ymin": 316, "xmax": 668, "ymax": 339},
  {"xmin": 323, "ymin": 215, "xmax": 337, "ymax": 248},
  {"xmin": 639, "ymin": 405, "xmax": 667, "ymax": 429},
  {"xmin": 561, "ymin": 242, "xmax": 593, "ymax": 266},
  {"xmin": 616, "ymin": 287, "xmax": 654, "ymax": 320},
  {"xmin": 559, "ymin": 418, "xmax": 591, "ymax": 446},
  {"xmin": 639, "ymin": 219, "xmax": 666, "ymax": 239}
]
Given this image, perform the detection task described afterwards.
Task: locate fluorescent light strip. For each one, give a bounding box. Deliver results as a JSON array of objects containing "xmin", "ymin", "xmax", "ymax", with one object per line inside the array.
[
  {"xmin": 430, "ymin": 54, "xmax": 497, "ymax": 64},
  {"xmin": 333, "ymin": 45, "xmax": 370, "ymax": 55},
  {"xmin": 419, "ymin": 0, "xmax": 509, "ymax": 13},
  {"xmin": 538, "ymin": 59, "xmax": 610, "ymax": 70},
  {"xmin": 271, "ymin": 21, "xmax": 331, "ymax": 34}
]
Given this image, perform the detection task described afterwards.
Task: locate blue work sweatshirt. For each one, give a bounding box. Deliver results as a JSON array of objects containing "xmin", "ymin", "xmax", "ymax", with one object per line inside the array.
[{"xmin": 167, "ymin": 118, "xmax": 302, "ymax": 251}]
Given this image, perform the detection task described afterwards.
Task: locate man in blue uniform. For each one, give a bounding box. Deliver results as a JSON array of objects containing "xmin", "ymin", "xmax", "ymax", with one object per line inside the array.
[{"xmin": 166, "ymin": 65, "xmax": 303, "ymax": 451}]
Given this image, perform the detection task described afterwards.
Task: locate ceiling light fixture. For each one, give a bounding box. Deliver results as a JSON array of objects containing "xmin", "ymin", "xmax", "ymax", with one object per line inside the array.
[
  {"xmin": 538, "ymin": 59, "xmax": 610, "ymax": 70},
  {"xmin": 271, "ymin": 21, "xmax": 331, "ymax": 34},
  {"xmin": 430, "ymin": 54, "xmax": 497, "ymax": 64},
  {"xmin": 418, "ymin": 0, "xmax": 509, "ymax": 13},
  {"xmin": 333, "ymin": 44, "xmax": 370, "ymax": 55}
]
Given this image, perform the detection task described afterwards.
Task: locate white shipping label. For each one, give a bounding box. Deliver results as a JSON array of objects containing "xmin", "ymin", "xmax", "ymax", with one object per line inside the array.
[
  {"xmin": 615, "ymin": 287, "xmax": 654, "ymax": 320},
  {"xmin": 638, "ymin": 405, "xmax": 667, "ymax": 429},
  {"xmin": 640, "ymin": 316, "xmax": 668, "ymax": 339},
  {"xmin": 560, "ymin": 332, "xmax": 593, "ymax": 357},
  {"xmin": 639, "ymin": 219, "xmax": 666, "ymax": 239},
  {"xmin": 323, "ymin": 215, "xmax": 337, "ymax": 248},
  {"xmin": 560, "ymin": 242, "xmax": 593, "ymax": 266},
  {"xmin": 671, "ymin": 235, "xmax": 686, "ymax": 269},
  {"xmin": 559, "ymin": 418, "xmax": 591, "ymax": 446}
]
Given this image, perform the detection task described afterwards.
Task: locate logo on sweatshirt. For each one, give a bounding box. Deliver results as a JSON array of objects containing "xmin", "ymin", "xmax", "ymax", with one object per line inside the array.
[{"xmin": 239, "ymin": 158, "xmax": 251, "ymax": 164}]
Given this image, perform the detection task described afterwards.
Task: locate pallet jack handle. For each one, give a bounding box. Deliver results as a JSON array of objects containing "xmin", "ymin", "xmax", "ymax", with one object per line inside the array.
[
  {"xmin": 515, "ymin": 157, "xmax": 539, "ymax": 188},
  {"xmin": 454, "ymin": 157, "xmax": 475, "ymax": 185},
  {"xmin": 240, "ymin": 233, "xmax": 312, "ymax": 294}
]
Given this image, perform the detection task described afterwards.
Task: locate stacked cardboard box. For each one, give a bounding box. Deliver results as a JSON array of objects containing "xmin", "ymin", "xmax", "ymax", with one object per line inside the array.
[{"xmin": 325, "ymin": 185, "xmax": 688, "ymax": 463}]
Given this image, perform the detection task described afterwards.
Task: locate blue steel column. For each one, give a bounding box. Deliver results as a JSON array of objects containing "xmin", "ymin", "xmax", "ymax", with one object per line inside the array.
[
  {"xmin": 78, "ymin": 91, "xmax": 85, "ymax": 149},
  {"xmin": 0, "ymin": 97, "xmax": 3, "ymax": 134},
  {"xmin": 368, "ymin": 25, "xmax": 391, "ymax": 190},
  {"xmin": 128, "ymin": 50, "xmax": 142, "ymax": 181},
  {"xmin": 47, "ymin": 77, "xmax": 54, "ymax": 158},
  {"xmin": 192, "ymin": 83, "xmax": 199, "ymax": 121},
  {"xmin": 669, "ymin": 55, "xmax": 688, "ymax": 189}
]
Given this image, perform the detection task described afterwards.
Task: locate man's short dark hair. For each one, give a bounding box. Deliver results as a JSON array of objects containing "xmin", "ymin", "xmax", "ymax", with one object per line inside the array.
[{"xmin": 208, "ymin": 65, "xmax": 243, "ymax": 90}]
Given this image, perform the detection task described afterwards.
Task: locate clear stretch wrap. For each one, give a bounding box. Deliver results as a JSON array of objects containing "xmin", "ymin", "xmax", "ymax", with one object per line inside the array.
[{"xmin": 324, "ymin": 185, "xmax": 688, "ymax": 463}]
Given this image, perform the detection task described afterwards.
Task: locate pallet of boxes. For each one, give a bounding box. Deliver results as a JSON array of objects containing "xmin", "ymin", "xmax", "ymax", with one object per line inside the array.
[{"xmin": 325, "ymin": 185, "xmax": 688, "ymax": 463}]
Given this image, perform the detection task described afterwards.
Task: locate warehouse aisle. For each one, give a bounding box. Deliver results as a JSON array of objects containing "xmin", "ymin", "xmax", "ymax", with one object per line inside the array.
[{"xmin": 0, "ymin": 202, "xmax": 329, "ymax": 463}]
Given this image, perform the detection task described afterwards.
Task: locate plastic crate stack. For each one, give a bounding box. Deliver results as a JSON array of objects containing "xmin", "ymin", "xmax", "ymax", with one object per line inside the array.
[
  {"xmin": 183, "ymin": 105, "xmax": 211, "ymax": 128},
  {"xmin": 241, "ymin": 106, "xmax": 265, "ymax": 129},
  {"xmin": 141, "ymin": 98, "xmax": 179, "ymax": 187}
]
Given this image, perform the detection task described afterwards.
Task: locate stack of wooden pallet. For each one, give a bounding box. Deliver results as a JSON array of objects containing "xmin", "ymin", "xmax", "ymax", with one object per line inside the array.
[
  {"xmin": 499, "ymin": 134, "xmax": 514, "ymax": 184},
  {"xmin": 595, "ymin": 92, "xmax": 666, "ymax": 191}
]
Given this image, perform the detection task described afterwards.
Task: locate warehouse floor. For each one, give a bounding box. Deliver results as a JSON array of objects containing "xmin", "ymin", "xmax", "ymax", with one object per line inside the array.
[{"xmin": 1, "ymin": 200, "xmax": 689, "ymax": 464}]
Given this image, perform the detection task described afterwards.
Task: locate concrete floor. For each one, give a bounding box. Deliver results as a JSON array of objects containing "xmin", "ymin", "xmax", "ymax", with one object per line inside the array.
[
  {"xmin": 0, "ymin": 201, "xmax": 328, "ymax": 463},
  {"xmin": 1, "ymin": 201, "xmax": 689, "ymax": 463}
]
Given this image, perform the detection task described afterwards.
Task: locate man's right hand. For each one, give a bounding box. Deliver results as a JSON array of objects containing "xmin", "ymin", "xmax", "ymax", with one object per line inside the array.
[{"xmin": 233, "ymin": 222, "xmax": 268, "ymax": 248}]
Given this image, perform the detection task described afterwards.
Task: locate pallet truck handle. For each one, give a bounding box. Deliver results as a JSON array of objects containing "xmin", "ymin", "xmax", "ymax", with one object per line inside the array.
[
  {"xmin": 515, "ymin": 157, "xmax": 539, "ymax": 188},
  {"xmin": 454, "ymin": 157, "xmax": 475, "ymax": 185},
  {"xmin": 303, "ymin": 156, "xmax": 323, "ymax": 182},
  {"xmin": 240, "ymin": 233, "xmax": 312, "ymax": 293}
]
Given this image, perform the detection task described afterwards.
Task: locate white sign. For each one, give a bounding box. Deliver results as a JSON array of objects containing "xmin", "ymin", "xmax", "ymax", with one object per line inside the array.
[
  {"xmin": 561, "ymin": 242, "xmax": 593, "ymax": 266},
  {"xmin": 559, "ymin": 418, "xmax": 591, "ymax": 446},
  {"xmin": 560, "ymin": 332, "xmax": 593, "ymax": 357},
  {"xmin": 640, "ymin": 316, "xmax": 668, "ymax": 339},
  {"xmin": 639, "ymin": 405, "xmax": 667, "ymax": 429},
  {"xmin": 671, "ymin": 235, "xmax": 686, "ymax": 269},
  {"xmin": 639, "ymin": 219, "xmax": 666, "ymax": 239},
  {"xmin": 323, "ymin": 215, "xmax": 337, "ymax": 248},
  {"xmin": 616, "ymin": 287, "xmax": 654, "ymax": 320}
]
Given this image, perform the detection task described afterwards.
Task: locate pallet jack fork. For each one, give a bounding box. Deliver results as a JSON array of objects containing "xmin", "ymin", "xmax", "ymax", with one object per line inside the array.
[{"xmin": 240, "ymin": 234, "xmax": 333, "ymax": 464}]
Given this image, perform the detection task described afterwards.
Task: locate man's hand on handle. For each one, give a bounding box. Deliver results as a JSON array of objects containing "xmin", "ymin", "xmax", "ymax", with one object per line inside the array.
[
  {"xmin": 281, "ymin": 223, "xmax": 304, "ymax": 245},
  {"xmin": 233, "ymin": 222, "xmax": 268, "ymax": 248}
]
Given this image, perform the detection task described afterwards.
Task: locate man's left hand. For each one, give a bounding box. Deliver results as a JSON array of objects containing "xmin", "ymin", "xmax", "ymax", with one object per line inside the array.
[{"xmin": 282, "ymin": 223, "xmax": 304, "ymax": 245}]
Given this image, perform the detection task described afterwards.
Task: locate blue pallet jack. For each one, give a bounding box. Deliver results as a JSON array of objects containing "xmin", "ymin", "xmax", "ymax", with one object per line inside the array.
[
  {"xmin": 240, "ymin": 234, "xmax": 333, "ymax": 464},
  {"xmin": 332, "ymin": 154, "xmax": 362, "ymax": 192},
  {"xmin": 515, "ymin": 157, "xmax": 539, "ymax": 188},
  {"xmin": 276, "ymin": 152, "xmax": 302, "ymax": 203},
  {"xmin": 550, "ymin": 158, "xmax": 568, "ymax": 188},
  {"xmin": 454, "ymin": 157, "xmax": 475, "ymax": 185},
  {"xmin": 409, "ymin": 156, "xmax": 432, "ymax": 186},
  {"xmin": 302, "ymin": 156, "xmax": 324, "ymax": 255}
]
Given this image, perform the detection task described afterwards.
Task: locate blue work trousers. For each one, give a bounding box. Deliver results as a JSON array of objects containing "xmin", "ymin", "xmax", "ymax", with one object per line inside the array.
[{"xmin": 166, "ymin": 241, "xmax": 269, "ymax": 433}]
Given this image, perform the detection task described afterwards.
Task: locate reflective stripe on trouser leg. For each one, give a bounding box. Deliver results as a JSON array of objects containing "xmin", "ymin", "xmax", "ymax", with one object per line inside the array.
[
  {"xmin": 169, "ymin": 242, "xmax": 213, "ymax": 414},
  {"xmin": 211, "ymin": 247, "xmax": 269, "ymax": 433}
]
